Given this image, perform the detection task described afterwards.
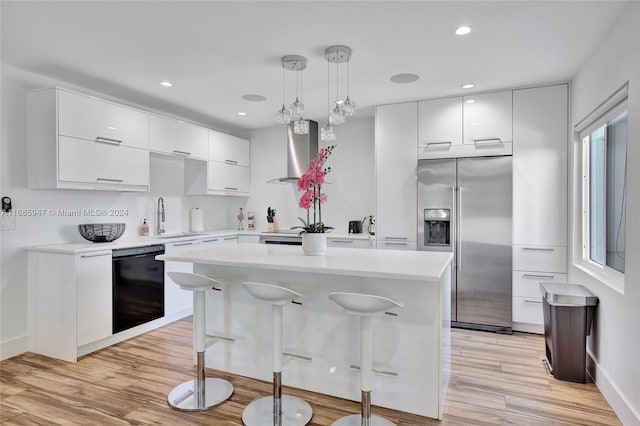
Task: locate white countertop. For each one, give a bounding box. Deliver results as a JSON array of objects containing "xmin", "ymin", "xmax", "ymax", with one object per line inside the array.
[
  {"xmin": 158, "ymin": 244, "xmax": 452, "ymax": 281},
  {"xmin": 26, "ymin": 230, "xmax": 375, "ymax": 254}
]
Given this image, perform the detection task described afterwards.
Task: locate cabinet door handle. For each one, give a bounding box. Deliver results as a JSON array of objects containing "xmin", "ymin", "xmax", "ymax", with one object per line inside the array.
[
  {"xmin": 350, "ymin": 365, "xmax": 399, "ymax": 378},
  {"xmin": 224, "ymin": 236, "xmax": 237, "ymax": 241},
  {"xmin": 172, "ymin": 150, "xmax": 191, "ymax": 156},
  {"xmin": 522, "ymin": 247, "xmax": 555, "ymax": 252},
  {"xmin": 331, "ymin": 240, "xmax": 353, "ymax": 244},
  {"xmin": 473, "ymin": 138, "xmax": 503, "ymax": 146},
  {"xmin": 523, "ymin": 273, "xmax": 555, "ymax": 279},
  {"xmin": 202, "ymin": 238, "xmax": 219, "ymax": 243},
  {"xmin": 80, "ymin": 252, "xmax": 111, "ymax": 258},
  {"xmin": 173, "ymin": 241, "xmax": 195, "ymax": 247},
  {"xmin": 95, "ymin": 137, "xmax": 123, "ymax": 145},
  {"xmin": 224, "ymin": 187, "xmax": 238, "ymax": 191},
  {"xmin": 425, "ymin": 141, "xmax": 452, "ymax": 147},
  {"xmin": 96, "ymin": 178, "xmax": 123, "ymax": 183},
  {"xmin": 384, "ymin": 237, "xmax": 408, "ymax": 241},
  {"xmin": 224, "ymin": 159, "xmax": 238, "ymax": 165},
  {"xmin": 385, "ymin": 242, "xmax": 408, "ymax": 246},
  {"xmin": 524, "ymin": 299, "xmax": 543, "ymax": 304}
]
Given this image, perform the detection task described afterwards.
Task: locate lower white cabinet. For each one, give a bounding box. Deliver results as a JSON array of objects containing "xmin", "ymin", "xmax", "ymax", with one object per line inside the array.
[
  {"xmin": 327, "ymin": 237, "xmax": 374, "ymax": 249},
  {"xmin": 29, "ymin": 250, "xmax": 113, "ymax": 362},
  {"xmin": 77, "ymin": 251, "xmax": 113, "ymax": 346},
  {"xmin": 164, "ymin": 240, "xmax": 199, "ymax": 317},
  {"xmin": 512, "ymin": 245, "xmax": 567, "ymax": 273}
]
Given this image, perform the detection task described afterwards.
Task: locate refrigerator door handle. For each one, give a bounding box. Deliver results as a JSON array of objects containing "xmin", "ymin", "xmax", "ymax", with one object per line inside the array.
[
  {"xmin": 457, "ymin": 185, "xmax": 462, "ymax": 271},
  {"xmin": 451, "ymin": 185, "xmax": 457, "ymax": 269}
]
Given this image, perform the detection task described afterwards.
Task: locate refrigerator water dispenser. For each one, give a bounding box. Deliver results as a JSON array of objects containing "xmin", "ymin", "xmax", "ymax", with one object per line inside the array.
[{"xmin": 424, "ymin": 209, "xmax": 450, "ymax": 246}]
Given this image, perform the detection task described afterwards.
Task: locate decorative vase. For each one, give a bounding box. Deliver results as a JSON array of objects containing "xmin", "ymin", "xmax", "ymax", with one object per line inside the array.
[{"xmin": 302, "ymin": 233, "xmax": 327, "ymax": 256}]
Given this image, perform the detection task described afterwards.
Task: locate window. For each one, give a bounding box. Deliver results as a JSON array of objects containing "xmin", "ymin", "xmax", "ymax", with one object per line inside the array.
[{"xmin": 582, "ymin": 110, "xmax": 627, "ymax": 275}]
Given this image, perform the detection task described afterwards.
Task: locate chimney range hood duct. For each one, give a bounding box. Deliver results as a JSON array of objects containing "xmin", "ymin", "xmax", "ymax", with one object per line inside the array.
[{"xmin": 268, "ymin": 120, "xmax": 318, "ymax": 184}]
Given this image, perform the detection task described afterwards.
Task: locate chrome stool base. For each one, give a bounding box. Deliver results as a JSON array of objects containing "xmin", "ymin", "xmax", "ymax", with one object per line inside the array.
[
  {"xmin": 331, "ymin": 414, "xmax": 396, "ymax": 426},
  {"xmin": 242, "ymin": 395, "xmax": 313, "ymax": 426},
  {"xmin": 167, "ymin": 378, "xmax": 234, "ymax": 412}
]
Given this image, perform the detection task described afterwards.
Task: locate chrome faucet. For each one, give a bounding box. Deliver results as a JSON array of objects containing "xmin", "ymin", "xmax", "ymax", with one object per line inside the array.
[{"xmin": 157, "ymin": 197, "xmax": 165, "ymax": 235}]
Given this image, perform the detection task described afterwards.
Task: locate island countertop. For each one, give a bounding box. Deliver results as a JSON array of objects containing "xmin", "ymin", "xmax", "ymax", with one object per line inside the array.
[{"xmin": 157, "ymin": 244, "xmax": 453, "ymax": 281}]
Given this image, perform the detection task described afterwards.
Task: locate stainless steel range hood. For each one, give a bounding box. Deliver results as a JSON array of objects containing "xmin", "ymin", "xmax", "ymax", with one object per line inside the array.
[{"xmin": 268, "ymin": 120, "xmax": 318, "ymax": 184}]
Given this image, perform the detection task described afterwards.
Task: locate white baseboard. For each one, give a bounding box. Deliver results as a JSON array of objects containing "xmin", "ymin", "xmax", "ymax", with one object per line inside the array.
[
  {"xmin": 512, "ymin": 322, "xmax": 543, "ymax": 334},
  {"xmin": 0, "ymin": 334, "xmax": 29, "ymax": 361},
  {"xmin": 587, "ymin": 350, "xmax": 640, "ymax": 425}
]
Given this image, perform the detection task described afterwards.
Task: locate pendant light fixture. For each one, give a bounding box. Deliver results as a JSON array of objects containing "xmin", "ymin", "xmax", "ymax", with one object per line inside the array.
[
  {"xmin": 325, "ymin": 45, "xmax": 356, "ymax": 126},
  {"xmin": 275, "ymin": 55, "xmax": 308, "ymax": 134},
  {"xmin": 321, "ymin": 55, "xmax": 336, "ymax": 142}
]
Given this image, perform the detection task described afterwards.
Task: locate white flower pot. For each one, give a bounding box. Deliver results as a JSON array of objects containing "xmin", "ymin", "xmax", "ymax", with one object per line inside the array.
[{"xmin": 302, "ymin": 233, "xmax": 327, "ymax": 256}]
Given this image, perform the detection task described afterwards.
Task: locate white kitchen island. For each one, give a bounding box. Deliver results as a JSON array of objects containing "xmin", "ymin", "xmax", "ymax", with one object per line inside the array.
[{"xmin": 158, "ymin": 244, "xmax": 453, "ymax": 419}]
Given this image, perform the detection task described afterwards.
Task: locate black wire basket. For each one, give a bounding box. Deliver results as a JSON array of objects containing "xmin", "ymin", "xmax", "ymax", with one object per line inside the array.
[{"xmin": 78, "ymin": 223, "xmax": 126, "ymax": 242}]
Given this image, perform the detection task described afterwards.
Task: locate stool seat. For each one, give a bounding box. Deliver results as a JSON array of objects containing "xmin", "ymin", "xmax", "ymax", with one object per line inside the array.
[
  {"xmin": 243, "ymin": 281, "xmax": 308, "ymax": 305},
  {"xmin": 329, "ymin": 292, "xmax": 404, "ymax": 316},
  {"xmin": 167, "ymin": 271, "xmax": 223, "ymax": 291},
  {"xmin": 165, "ymin": 272, "xmax": 233, "ymax": 412}
]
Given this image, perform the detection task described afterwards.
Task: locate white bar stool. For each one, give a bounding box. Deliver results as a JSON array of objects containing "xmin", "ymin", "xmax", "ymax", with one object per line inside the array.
[
  {"xmin": 166, "ymin": 272, "xmax": 234, "ymax": 411},
  {"xmin": 241, "ymin": 282, "xmax": 313, "ymax": 426},
  {"xmin": 328, "ymin": 292, "xmax": 404, "ymax": 426}
]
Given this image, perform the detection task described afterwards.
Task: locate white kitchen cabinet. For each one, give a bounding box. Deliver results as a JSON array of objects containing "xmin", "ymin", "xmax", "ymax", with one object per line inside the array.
[
  {"xmin": 327, "ymin": 237, "xmax": 375, "ymax": 249},
  {"xmin": 27, "ymin": 87, "xmax": 150, "ymax": 192},
  {"xmin": 418, "ymin": 97, "xmax": 463, "ymax": 148},
  {"xmin": 375, "ymin": 102, "xmax": 418, "ymax": 249},
  {"xmin": 199, "ymin": 236, "xmax": 224, "ymax": 247},
  {"xmin": 184, "ymin": 159, "xmax": 250, "ymax": 197},
  {"xmin": 222, "ymin": 235, "xmax": 239, "ymax": 245},
  {"xmin": 58, "ymin": 89, "xmax": 149, "ymax": 150},
  {"xmin": 463, "ymin": 90, "xmax": 513, "ymax": 145},
  {"xmin": 77, "ymin": 251, "xmax": 113, "ymax": 346},
  {"xmin": 164, "ymin": 240, "xmax": 199, "ymax": 317},
  {"xmin": 513, "ymin": 245, "xmax": 567, "ymax": 273},
  {"xmin": 513, "ymin": 84, "xmax": 568, "ymax": 247},
  {"xmin": 209, "ymin": 130, "xmax": 250, "ymax": 167},
  {"xmin": 238, "ymin": 235, "xmax": 260, "ymax": 244},
  {"xmin": 58, "ymin": 136, "xmax": 149, "ymax": 189},
  {"xmin": 149, "ymin": 115, "xmax": 208, "ymax": 160}
]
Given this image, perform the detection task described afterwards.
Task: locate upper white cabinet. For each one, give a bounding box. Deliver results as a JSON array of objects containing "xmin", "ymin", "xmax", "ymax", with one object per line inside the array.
[
  {"xmin": 375, "ymin": 102, "xmax": 417, "ymax": 248},
  {"xmin": 512, "ymin": 84, "xmax": 568, "ymax": 247},
  {"xmin": 149, "ymin": 115, "xmax": 208, "ymax": 160},
  {"xmin": 209, "ymin": 130, "xmax": 250, "ymax": 166},
  {"xmin": 418, "ymin": 97, "xmax": 463, "ymax": 147},
  {"xmin": 463, "ymin": 91, "xmax": 513, "ymax": 145},
  {"xmin": 207, "ymin": 161, "xmax": 250, "ymax": 194},
  {"xmin": 58, "ymin": 89, "xmax": 149, "ymax": 150},
  {"xmin": 27, "ymin": 87, "xmax": 150, "ymax": 192}
]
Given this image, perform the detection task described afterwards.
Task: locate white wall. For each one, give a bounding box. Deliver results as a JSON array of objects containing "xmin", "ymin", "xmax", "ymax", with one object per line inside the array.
[
  {"xmin": 569, "ymin": 3, "xmax": 640, "ymax": 423},
  {"xmin": 0, "ymin": 65, "xmax": 245, "ymax": 359},
  {"xmin": 246, "ymin": 116, "xmax": 375, "ymax": 234}
]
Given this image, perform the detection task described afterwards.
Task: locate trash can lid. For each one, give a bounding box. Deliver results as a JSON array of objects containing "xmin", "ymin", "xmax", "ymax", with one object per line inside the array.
[{"xmin": 539, "ymin": 282, "xmax": 599, "ymax": 306}]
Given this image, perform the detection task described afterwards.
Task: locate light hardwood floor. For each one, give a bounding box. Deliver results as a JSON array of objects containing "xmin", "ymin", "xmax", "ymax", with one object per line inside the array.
[{"xmin": 0, "ymin": 318, "xmax": 620, "ymax": 425}]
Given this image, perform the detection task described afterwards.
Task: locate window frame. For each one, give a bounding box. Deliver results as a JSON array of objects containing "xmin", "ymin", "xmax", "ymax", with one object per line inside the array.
[{"xmin": 578, "ymin": 101, "xmax": 627, "ymax": 293}]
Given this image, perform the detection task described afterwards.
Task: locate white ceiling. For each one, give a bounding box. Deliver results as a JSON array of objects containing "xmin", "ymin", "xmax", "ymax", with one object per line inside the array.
[{"xmin": 1, "ymin": 1, "xmax": 629, "ymax": 134}]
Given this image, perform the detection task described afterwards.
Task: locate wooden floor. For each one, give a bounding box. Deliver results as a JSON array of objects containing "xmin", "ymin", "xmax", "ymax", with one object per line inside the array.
[{"xmin": 1, "ymin": 318, "xmax": 620, "ymax": 425}]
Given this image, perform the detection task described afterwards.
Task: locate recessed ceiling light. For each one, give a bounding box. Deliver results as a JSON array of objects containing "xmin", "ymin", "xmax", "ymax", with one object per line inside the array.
[
  {"xmin": 461, "ymin": 83, "xmax": 475, "ymax": 89},
  {"xmin": 237, "ymin": 112, "xmax": 247, "ymax": 116},
  {"xmin": 472, "ymin": 122, "xmax": 480, "ymax": 126},
  {"xmin": 390, "ymin": 73, "xmax": 420, "ymax": 84},
  {"xmin": 455, "ymin": 26, "xmax": 472, "ymax": 36},
  {"xmin": 107, "ymin": 126, "xmax": 117, "ymax": 130},
  {"xmin": 465, "ymin": 99, "xmax": 475, "ymax": 104},
  {"xmin": 242, "ymin": 94, "xmax": 267, "ymax": 102},
  {"xmin": 159, "ymin": 81, "xmax": 173, "ymax": 87}
]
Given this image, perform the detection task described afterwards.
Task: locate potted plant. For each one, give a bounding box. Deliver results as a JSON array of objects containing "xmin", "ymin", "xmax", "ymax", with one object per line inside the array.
[{"xmin": 293, "ymin": 145, "xmax": 335, "ymax": 255}]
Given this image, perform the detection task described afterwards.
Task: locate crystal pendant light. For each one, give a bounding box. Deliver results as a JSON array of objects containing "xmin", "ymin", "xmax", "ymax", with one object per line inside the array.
[
  {"xmin": 342, "ymin": 59, "xmax": 356, "ymax": 116},
  {"xmin": 275, "ymin": 62, "xmax": 291, "ymax": 124},
  {"xmin": 277, "ymin": 55, "xmax": 307, "ymax": 130},
  {"xmin": 321, "ymin": 57, "xmax": 336, "ymax": 142},
  {"xmin": 325, "ymin": 45, "xmax": 354, "ymax": 125}
]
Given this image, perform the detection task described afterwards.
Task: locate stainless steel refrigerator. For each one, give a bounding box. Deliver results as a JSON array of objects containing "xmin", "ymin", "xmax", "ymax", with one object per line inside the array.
[{"xmin": 418, "ymin": 156, "xmax": 512, "ymax": 333}]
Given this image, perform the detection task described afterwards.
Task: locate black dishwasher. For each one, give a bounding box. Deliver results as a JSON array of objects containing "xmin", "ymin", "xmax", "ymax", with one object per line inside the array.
[{"xmin": 112, "ymin": 245, "xmax": 165, "ymax": 334}]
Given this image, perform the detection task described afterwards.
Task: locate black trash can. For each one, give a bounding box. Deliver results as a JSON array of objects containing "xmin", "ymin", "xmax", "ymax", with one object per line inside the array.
[{"xmin": 539, "ymin": 282, "xmax": 598, "ymax": 383}]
